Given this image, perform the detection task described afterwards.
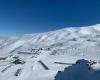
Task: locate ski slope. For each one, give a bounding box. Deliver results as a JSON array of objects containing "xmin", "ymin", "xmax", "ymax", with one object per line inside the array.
[{"xmin": 0, "ymin": 24, "xmax": 100, "ymax": 80}]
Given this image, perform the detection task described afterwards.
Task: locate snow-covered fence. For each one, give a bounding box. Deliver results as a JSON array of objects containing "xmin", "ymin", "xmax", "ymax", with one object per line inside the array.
[
  {"xmin": 54, "ymin": 62, "xmax": 74, "ymax": 65},
  {"xmin": 14, "ymin": 68, "xmax": 23, "ymax": 76},
  {"xmin": 1, "ymin": 65, "xmax": 12, "ymax": 72},
  {"xmin": 38, "ymin": 60, "xmax": 50, "ymax": 70}
]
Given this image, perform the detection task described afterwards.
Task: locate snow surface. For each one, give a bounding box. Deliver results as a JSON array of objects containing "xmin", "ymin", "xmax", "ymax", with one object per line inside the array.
[{"xmin": 0, "ymin": 24, "xmax": 100, "ymax": 80}]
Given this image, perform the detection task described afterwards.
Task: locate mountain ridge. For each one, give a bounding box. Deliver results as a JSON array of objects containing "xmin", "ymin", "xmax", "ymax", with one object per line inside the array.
[{"xmin": 0, "ymin": 24, "xmax": 100, "ymax": 80}]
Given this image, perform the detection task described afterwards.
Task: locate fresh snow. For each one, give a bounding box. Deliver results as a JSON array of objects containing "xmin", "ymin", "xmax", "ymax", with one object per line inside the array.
[{"xmin": 0, "ymin": 24, "xmax": 100, "ymax": 80}]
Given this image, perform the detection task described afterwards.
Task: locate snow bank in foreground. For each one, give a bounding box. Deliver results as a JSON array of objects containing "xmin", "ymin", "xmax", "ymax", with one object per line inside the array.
[{"xmin": 55, "ymin": 59, "xmax": 100, "ymax": 80}]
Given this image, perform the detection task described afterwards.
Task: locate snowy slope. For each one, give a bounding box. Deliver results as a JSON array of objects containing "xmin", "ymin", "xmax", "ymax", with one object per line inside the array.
[{"xmin": 0, "ymin": 24, "xmax": 100, "ymax": 80}]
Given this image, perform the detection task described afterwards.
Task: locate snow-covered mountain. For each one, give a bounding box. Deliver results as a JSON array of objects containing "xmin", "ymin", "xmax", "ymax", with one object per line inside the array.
[{"xmin": 0, "ymin": 24, "xmax": 100, "ymax": 80}]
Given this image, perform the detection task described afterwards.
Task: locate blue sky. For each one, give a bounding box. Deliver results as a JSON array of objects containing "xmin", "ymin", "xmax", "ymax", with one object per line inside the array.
[{"xmin": 0, "ymin": 0, "xmax": 100, "ymax": 36}]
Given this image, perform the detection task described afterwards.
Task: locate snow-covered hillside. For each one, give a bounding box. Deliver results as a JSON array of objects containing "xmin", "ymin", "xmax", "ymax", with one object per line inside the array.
[{"xmin": 0, "ymin": 24, "xmax": 100, "ymax": 80}]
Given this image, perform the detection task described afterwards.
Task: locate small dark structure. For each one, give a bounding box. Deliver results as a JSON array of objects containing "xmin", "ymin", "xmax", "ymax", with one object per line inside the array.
[
  {"xmin": 87, "ymin": 39, "xmax": 96, "ymax": 42},
  {"xmin": 12, "ymin": 59, "xmax": 25, "ymax": 64},
  {"xmin": 0, "ymin": 57, "xmax": 7, "ymax": 60}
]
